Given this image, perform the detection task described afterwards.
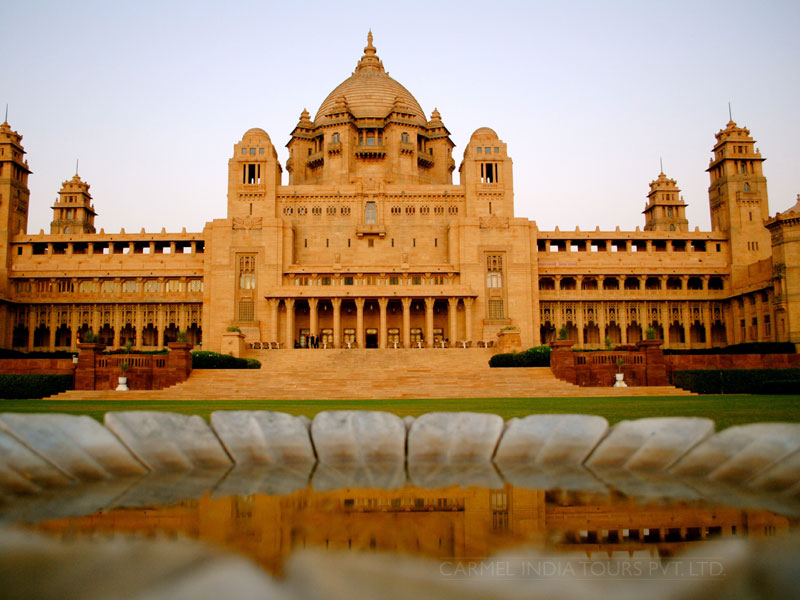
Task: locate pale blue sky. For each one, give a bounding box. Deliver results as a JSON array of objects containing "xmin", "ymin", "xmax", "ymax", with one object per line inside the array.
[{"xmin": 2, "ymin": 0, "xmax": 798, "ymax": 234}]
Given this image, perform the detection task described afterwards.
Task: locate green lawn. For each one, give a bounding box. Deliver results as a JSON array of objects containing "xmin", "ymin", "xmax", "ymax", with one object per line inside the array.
[{"xmin": 0, "ymin": 395, "xmax": 798, "ymax": 431}]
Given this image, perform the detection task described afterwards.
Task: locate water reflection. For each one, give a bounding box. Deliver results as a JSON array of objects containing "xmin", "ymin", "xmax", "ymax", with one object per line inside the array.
[{"xmin": 26, "ymin": 483, "xmax": 793, "ymax": 576}]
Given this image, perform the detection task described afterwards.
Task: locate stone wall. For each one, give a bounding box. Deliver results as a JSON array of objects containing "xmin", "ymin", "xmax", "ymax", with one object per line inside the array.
[
  {"xmin": 73, "ymin": 342, "xmax": 192, "ymax": 391},
  {"xmin": 665, "ymin": 352, "xmax": 800, "ymax": 376},
  {"xmin": 549, "ymin": 339, "xmax": 668, "ymax": 386},
  {"xmin": 0, "ymin": 358, "xmax": 74, "ymax": 375}
]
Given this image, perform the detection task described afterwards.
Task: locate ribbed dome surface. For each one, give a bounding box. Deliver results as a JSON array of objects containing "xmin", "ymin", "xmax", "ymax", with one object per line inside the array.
[{"xmin": 314, "ymin": 33, "xmax": 426, "ymax": 126}]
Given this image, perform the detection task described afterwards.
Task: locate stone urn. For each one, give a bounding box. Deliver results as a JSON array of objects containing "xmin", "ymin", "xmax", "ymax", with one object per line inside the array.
[
  {"xmin": 116, "ymin": 376, "xmax": 129, "ymax": 391},
  {"xmin": 613, "ymin": 372, "xmax": 627, "ymax": 387}
]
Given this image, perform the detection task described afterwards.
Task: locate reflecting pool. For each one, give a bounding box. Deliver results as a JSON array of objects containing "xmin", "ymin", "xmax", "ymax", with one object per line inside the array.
[{"xmin": 24, "ymin": 482, "xmax": 795, "ymax": 577}]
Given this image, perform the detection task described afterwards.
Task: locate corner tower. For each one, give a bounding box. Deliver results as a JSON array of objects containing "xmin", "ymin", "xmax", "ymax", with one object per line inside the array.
[
  {"xmin": 707, "ymin": 120, "xmax": 772, "ymax": 278},
  {"xmin": 766, "ymin": 196, "xmax": 800, "ymax": 344},
  {"xmin": 227, "ymin": 128, "xmax": 281, "ymax": 220},
  {"xmin": 0, "ymin": 120, "xmax": 31, "ymax": 297},
  {"xmin": 50, "ymin": 173, "xmax": 96, "ymax": 234},
  {"xmin": 643, "ymin": 171, "xmax": 688, "ymax": 232},
  {"xmin": 460, "ymin": 127, "xmax": 514, "ymax": 218}
]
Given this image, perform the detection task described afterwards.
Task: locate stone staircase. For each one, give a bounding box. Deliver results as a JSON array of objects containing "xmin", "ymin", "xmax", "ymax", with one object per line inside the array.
[{"xmin": 50, "ymin": 348, "xmax": 693, "ymax": 400}]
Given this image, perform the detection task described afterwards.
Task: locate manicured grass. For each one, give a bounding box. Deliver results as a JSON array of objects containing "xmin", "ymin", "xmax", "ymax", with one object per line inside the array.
[{"xmin": 0, "ymin": 395, "xmax": 798, "ymax": 431}]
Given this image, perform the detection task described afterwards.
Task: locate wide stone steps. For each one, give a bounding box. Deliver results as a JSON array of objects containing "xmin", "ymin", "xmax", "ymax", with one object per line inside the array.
[{"xmin": 50, "ymin": 348, "xmax": 693, "ymax": 400}]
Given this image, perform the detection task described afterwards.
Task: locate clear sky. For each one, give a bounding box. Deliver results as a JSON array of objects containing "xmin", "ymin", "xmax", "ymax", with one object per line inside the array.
[{"xmin": 2, "ymin": 0, "xmax": 798, "ymax": 235}]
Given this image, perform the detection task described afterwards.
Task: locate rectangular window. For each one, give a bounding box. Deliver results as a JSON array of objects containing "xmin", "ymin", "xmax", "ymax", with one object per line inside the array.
[
  {"xmin": 320, "ymin": 277, "xmax": 332, "ymax": 286},
  {"xmin": 365, "ymin": 201, "xmax": 377, "ymax": 225},
  {"xmin": 486, "ymin": 254, "xmax": 503, "ymax": 271},
  {"xmin": 344, "ymin": 276, "xmax": 354, "ymax": 286},
  {"xmin": 411, "ymin": 276, "xmax": 422, "ymax": 285},
  {"xmin": 238, "ymin": 300, "xmax": 254, "ymax": 321},
  {"xmin": 488, "ymin": 299, "xmax": 505, "ymax": 320},
  {"xmin": 238, "ymin": 254, "xmax": 256, "ymax": 289},
  {"xmin": 389, "ymin": 276, "xmax": 400, "ymax": 285}
]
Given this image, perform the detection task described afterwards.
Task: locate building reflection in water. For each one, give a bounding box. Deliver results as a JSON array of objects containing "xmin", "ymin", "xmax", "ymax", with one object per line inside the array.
[{"xmin": 29, "ymin": 484, "xmax": 792, "ymax": 576}]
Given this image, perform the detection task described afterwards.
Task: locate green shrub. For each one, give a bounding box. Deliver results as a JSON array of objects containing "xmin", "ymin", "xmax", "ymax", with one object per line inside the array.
[
  {"xmin": 0, "ymin": 374, "xmax": 74, "ymax": 399},
  {"xmin": 82, "ymin": 331, "xmax": 101, "ymax": 343},
  {"xmin": 489, "ymin": 345, "xmax": 551, "ymax": 368},
  {"xmin": 674, "ymin": 368, "xmax": 800, "ymax": 394},
  {"xmin": 191, "ymin": 351, "xmax": 260, "ymax": 369}
]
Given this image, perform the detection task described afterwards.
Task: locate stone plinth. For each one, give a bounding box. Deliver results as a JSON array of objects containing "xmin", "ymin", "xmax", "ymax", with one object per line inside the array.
[
  {"xmin": 74, "ymin": 343, "xmax": 105, "ymax": 391},
  {"xmin": 495, "ymin": 329, "xmax": 522, "ymax": 353},
  {"xmin": 548, "ymin": 340, "xmax": 576, "ymax": 383},
  {"xmin": 637, "ymin": 339, "xmax": 668, "ymax": 386},
  {"xmin": 221, "ymin": 332, "xmax": 246, "ymax": 358}
]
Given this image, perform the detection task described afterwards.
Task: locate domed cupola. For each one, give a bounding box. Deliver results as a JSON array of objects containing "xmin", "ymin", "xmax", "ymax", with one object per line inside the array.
[
  {"xmin": 314, "ymin": 32, "xmax": 427, "ymax": 127},
  {"xmin": 286, "ymin": 33, "xmax": 454, "ymax": 186}
]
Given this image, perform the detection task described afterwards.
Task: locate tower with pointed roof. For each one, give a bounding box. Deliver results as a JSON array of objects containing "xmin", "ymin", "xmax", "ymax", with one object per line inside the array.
[
  {"xmin": 0, "ymin": 120, "xmax": 31, "ymax": 294},
  {"xmin": 707, "ymin": 120, "xmax": 772, "ymax": 288},
  {"xmin": 643, "ymin": 171, "xmax": 689, "ymax": 232},
  {"xmin": 50, "ymin": 174, "xmax": 97, "ymax": 234}
]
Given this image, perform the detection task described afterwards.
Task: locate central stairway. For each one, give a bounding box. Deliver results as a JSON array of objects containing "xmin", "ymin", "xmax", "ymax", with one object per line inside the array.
[{"xmin": 50, "ymin": 348, "xmax": 693, "ymax": 400}]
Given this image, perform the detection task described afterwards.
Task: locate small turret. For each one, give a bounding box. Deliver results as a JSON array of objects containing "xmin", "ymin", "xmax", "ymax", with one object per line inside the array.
[
  {"xmin": 50, "ymin": 173, "xmax": 96, "ymax": 234},
  {"xmin": 643, "ymin": 170, "xmax": 689, "ymax": 232}
]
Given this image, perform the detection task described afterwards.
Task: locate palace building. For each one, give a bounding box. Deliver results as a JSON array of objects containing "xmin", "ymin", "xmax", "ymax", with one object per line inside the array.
[{"xmin": 1, "ymin": 33, "xmax": 799, "ymax": 354}]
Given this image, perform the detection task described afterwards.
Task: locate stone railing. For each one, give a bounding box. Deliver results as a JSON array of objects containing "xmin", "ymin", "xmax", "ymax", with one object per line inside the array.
[
  {"xmin": 1, "ymin": 410, "xmax": 798, "ymax": 600},
  {"xmin": 550, "ymin": 339, "xmax": 668, "ymax": 386},
  {"xmin": 74, "ymin": 342, "xmax": 192, "ymax": 391}
]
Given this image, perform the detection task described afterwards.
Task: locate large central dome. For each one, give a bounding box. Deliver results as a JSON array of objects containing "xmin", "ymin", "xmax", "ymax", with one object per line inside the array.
[{"xmin": 314, "ymin": 33, "xmax": 427, "ymax": 126}]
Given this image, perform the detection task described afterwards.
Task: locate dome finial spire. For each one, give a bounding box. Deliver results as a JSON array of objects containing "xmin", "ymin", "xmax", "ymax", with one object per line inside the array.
[{"xmin": 355, "ymin": 30, "xmax": 383, "ymax": 73}]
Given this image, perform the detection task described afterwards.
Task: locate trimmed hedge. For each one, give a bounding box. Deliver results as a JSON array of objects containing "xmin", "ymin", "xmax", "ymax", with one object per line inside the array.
[
  {"xmin": 664, "ymin": 342, "xmax": 796, "ymax": 356},
  {"xmin": 0, "ymin": 374, "xmax": 74, "ymax": 399},
  {"xmin": 673, "ymin": 368, "xmax": 800, "ymax": 394},
  {"xmin": 191, "ymin": 351, "xmax": 261, "ymax": 369},
  {"xmin": 489, "ymin": 345, "xmax": 551, "ymax": 368}
]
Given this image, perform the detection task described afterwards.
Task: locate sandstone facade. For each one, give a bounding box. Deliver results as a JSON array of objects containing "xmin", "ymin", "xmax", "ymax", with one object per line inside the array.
[{"xmin": 1, "ymin": 34, "xmax": 798, "ymax": 353}]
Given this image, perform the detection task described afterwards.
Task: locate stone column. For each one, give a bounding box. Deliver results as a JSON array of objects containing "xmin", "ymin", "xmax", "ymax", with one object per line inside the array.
[
  {"xmin": 27, "ymin": 309, "xmax": 35, "ymax": 351},
  {"xmin": 704, "ymin": 303, "xmax": 713, "ymax": 348},
  {"xmin": 448, "ymin": 298, "xmax": 458, "ymax": 346},
  {"xmin": 682, "ymin": 301, "xmax": 691, "ymax": 348},
  {"xmin": 725, "ymin": 302, "xmax": 736, "ymax": 346},
  {"xmin": 767, "ymin": 294, "xmax": 777, "ymax": 342},
  {"xmin": 598, "ymin": 302, "xmax": 606, "ymax": 344},
  {"xmin": 268, "ymin": 298, "xmax": 279, "ymax": 343},
  {"xmin": 402, "ymin": 297, "xmax": 411, "ymax": 348},
  {"xmin": 49, "ymin": 307, "xmax": 57, "ymax": 351},
  {"xmin": 135, "ymin": 305, "xmax": 143, "ymax": 349},
  {"xmin": 71, "ymin": 306, "xmax": 79, "ymax": 351},
  {"xmin": 620, "ymin": 301, "xmax": 628, "ymax": 344},
  {"xmin": 156, "ymin": 306, "xmax": 165, "ymax": 348},
  {"xmin": 355, "ymin": 297, "xmax": 365, "ymax": 349},
  {"xmin": 465, "ymin": 298, "xmax": 474, "ymax": 344},
  {"xmin": 332, "ymin": 298, "xmax": 342, "ymax": 348},
  {"xmin": 378, "ymin": 297, "xmax": 388, "ymax": 349},
  {"xmin": 309, "ymin": 298, "xmax": 319, "ymax": 339},
  {"xmin": 91, "ymin": 305, "xmax": 100, "ymax": 340},
  {"xmin": 113, "ymin": 306, "xmax": 122, "ymax": 349},
  {"xmin": 285, "ymin": 298, "xmax": 295, "ymax": 349},
  {"xmin": 424, "ymin": 297, "xmax": 435, "ymax": 347},
  {"xmin": 576, "ymin": 302, "xmax": 585, "ymax": 347}
]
